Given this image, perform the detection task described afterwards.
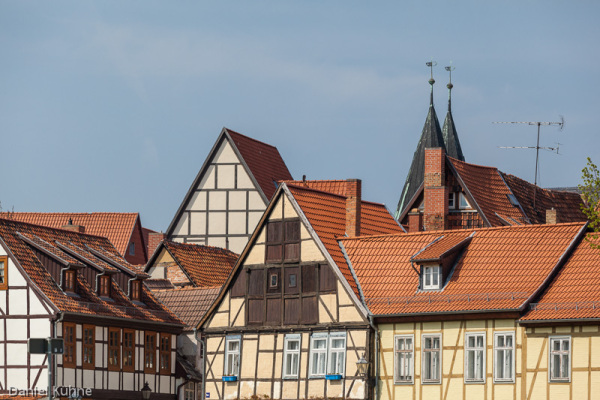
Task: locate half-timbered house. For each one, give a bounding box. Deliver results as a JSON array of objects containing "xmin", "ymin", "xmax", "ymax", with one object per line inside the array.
[
  {"xmin": 166, "ymin": 128, "xmax": 293, "ymax": 253},
  {"xmin": 0, "ymin": 217, "xmax": 184, "ymax": 399},
  {"xmin": 197, "ymin": 179, "xmax": 402, "ymax": 400}
]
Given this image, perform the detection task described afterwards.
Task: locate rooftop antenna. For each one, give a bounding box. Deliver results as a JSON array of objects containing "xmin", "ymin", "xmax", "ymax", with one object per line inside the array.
[
  {"xmin": 493, "ymin": 116, "xmax": 565, "ymax": 210},
  {"xmin": 426, "ymin": 60, "xmax": 437, "ymax": 105}
]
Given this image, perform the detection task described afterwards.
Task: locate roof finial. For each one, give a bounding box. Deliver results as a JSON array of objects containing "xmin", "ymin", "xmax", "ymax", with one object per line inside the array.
[
  {"xmin": 426, "ymin": 60, "xmax": 437, "ymax": 106},
  {"xmin": 445, "ymin": 63, "xmax": 455, "ymax": 112}
]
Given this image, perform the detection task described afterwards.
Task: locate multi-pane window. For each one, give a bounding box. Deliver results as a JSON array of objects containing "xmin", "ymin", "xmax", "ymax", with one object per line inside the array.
[
  {"xmin": 328, "ymin": 333, "xmax": 346, "ymax": 375},
  {"xmin": 0, "ymin": 256, "xmax": 7, "ymax": 289},
  {"xmin": 309, "ymin": 333, "xmax": 328, "ymax": 377},
  {"xmin": 63, "ymin": 322, "xmax": 76, "ymax": 368},
  {"xmin": 459, "ymin": 193, "xmax": 471, "ymax": 209},
  {"xmin": 494, "ymin": 332, "xmax": 515, "ymax": 382},
  {"xmin": 144, "ymin": 331, "xmax": 157, "ymax": 373},
  {"xmin": 265, "ymin": 220, "xmax": 300, "ymax": 263},
  {"xmin": 108, "ymin": 328, "xmax": 121, "ymax": 371},
  {"xmin": 224, "ymin": 336, "xmax": 241, "ymax": 377},
  {"xmin": 422, "ymin": 266, "xmax": 441, "ymax": 290},
  {"xmin": 82, "ymin": 325, "xmax": 95, "ymax": 369},
  {"xmin": 448, "ymin": 192, "xmax": 456, "ymax": 209},
  {"xmin": 549, "ymin": 336, "xmax": 571, "ymax": 382},
  {"xmin": 130, "ymin": 280, "xmax": 141, "ymax": 301},
  {"xmin": 184, "ymin": 382, "xmax": 195, "ymax": 400},
  {"xmin": 64, "ymin": 270, "xmax": 76, "ymax": 292},
  {"xmin": 422, "ymin": 334, "xmax": 441, "ymax": 383},
  {"xmin": 98, "ymin": 275, "xmax": 110, "ymax": 297},
  {"xmin": 122, "ymin": 329, "xmax": 135, "ymax": 372},
  {"xmin": 159, "ymin": 333, "xmax": 171, "ymax": 374},
  {"xmin": 465, "ymin": 333, "xmax": 485, "ymax": 383},
  {"xmin": 394, "ymin": 335, "xmax": 414, "ymax": 383},
  {"xmin": 283, "ymin": 334, "xmax": 301, "ymax": 379}
]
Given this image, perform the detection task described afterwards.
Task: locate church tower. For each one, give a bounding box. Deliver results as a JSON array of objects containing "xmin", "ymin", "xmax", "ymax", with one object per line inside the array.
[{"xmin": 442, "ymin": 65, "xmax": 465, "ymax": 161}]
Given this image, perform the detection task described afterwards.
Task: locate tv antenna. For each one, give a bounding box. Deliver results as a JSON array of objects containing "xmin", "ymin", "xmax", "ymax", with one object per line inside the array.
[{"xmin": 493, "ymin": 116, "xmax": 565, "ymax": 209}]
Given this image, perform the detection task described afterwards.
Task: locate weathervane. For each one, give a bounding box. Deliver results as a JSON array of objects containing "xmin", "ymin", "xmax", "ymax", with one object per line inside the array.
[
  {"xmin": 445, "ymin": 63, "xmax": 455, "ymax": 110},
  {"xmin": 426, "ymin": 60, "xmax": 437, "ymax": 104},
  {"xmin": 494, "ymin": 116, "xmax": 565, "ymax": 209}
]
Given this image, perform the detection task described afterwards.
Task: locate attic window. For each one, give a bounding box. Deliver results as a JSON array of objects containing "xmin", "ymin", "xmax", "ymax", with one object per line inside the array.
[
  {"xmin": 459, "ymin": 193, "xmax": 472, "ymax": 210},
  {"xmin": 448, "ymin": 193, "xmax": 456, "ymax": 209},
  {"xmin": 507, "ymin": 194, "xmax": 519, "ymax": 207},
  {"xmin": 130, "ymin": 280, "xmax": 141, "ymax": 301},
  {"xmin": 129, "ymin": 242, "xmax": 135, "ymax": 256},
  {"xmin": 99, "ymin": 275, "xmax": 111, "ymax": 297},
  {"xmin": 422, "ymin": 266, "xmax": 441, "ymax": 290},
  {"xmin": 64, "ymin": 270, "xmax": 76, "ymax": 292}
]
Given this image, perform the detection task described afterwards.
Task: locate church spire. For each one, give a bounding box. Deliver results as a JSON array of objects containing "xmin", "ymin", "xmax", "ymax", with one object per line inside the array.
[
  {"xmin": 395, "ymin": 61, "xmax": 446, "ymax": 219},
  {"xmin": 442, "ymin": 64, "xmax": 465, "ymax": 161}
]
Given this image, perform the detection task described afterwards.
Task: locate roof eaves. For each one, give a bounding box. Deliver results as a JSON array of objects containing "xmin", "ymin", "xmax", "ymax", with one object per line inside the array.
[
  {"xmin": 17, "ymin": 233, "xmax": 84, "ymax": 269},
  {"xmin": 519, "ymin": 317, "xmax": 600, "ymax": 325},
  {"xmin": 498, "ymin": 171, "xmax": 531, "ymax": 224},
  {"xmin": 338, "ymin": 240, "xmax": 368, "ymax": 311},
  {"xmin": 372, "ymin": 307, "xmax": 521, "ymax": 319},
  {"xmin": 85, "ymin": 245, "xmax": 141, "ymax": 278}
]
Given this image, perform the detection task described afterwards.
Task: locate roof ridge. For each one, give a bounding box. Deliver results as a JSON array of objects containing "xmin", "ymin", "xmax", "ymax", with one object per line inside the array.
[
  {"xmin": 2, "ymin": 212, "xmax": 139, "ymax": 216},
  {"xmin": 165, "ymin": 240, "xmax": 239, "ymax": 256},
  {"xmin": 225, "ymin": 128, "xmax": 279, "ymax": 151},
  {"xmin": 285, "ymin": 183, "xmax": 348, "ymax": 200},
  {"xmin": 0, "ymin": 217, "xmax": 116, "ymax": 242},
  {"xmin": 448, "ymin": 156, "xmax": 499, "ymax": 171}
]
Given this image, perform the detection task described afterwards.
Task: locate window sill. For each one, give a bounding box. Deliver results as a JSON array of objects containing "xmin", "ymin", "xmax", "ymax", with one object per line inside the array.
[{"xmin": 393, "ymin": 380, "xmax": 414, "ymax": 385}]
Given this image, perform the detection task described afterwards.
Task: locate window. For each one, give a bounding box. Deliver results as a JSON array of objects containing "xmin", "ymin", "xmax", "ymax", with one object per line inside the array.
[
  {"xmin": 108, "ymin": 328, "xmax": 121, "ymax": 371},
  {"xmin": 184, "ymin": 382, "xmax": 195, "ymax": 400},
  {"xmin": 448, "ymin": 192, "xmax": 456, "ymax": 209},
  {"xmin": 224, "ymin": 336, "xmax": 241, "ymax": 377},
  {"xmin": 269, "ymin": 272, "xmax": 278, "ymax": 288},
  {"xmin": 494, "ymin": 332, "xmax": 515, "ymax": 382},
  {"xmin": 422, "ymin": 334, "xmax": 441, "ymax": 383},
  {"xmin": 63, "ymin": 322, "xmax": 76, "ymax": 368},
  {"xmin": 309, "ymin": 333, "xmax": 328, "ymax": 377},
  {"xmin": 122, "ymin": 329, "xmax": 135, "ymax": 372},
  {"xmin": 549, "ymin": 336, "xmax": 571, "ymax": 382},
  {"xmin": 98, "ymin": 275, "xmax": 111, "ymax": 297},
  {"xmin": 289, "ymin": 273, "xmax": 297, "ymax": 288},
  {"xmin": 394, "ymin": 335, "xmax": 414, "ymax": 383},
  {"xmin": 64, "ymin": 270, "xmax": 76, "ymax": 292},
  {"xmin": 328, "ymin": 333, "xmax": 346, "ymax": 375},
  {"xmin": 130, "ymin": 280, "xmax": 141, "ymax": 301},
  {"xmin": 159, "ymin": 333, "xmax": 171, "ymax": 374},
  {"xmin": 129, "ymin": 242, "xmax": 135, "ymax": 256},
  {"xmin": 82, "ymin": 325, "xmax": 95, "ymax": 369},
  {"xmin": 283, "ymin": 334, "xmax": 301, "ymax": 379},
  {"xmin": 144, "ymin": 331, "xmax": 157, "ymax": 373},
  {"xmin": 422, "ymin": 266, "xmax": 441, "ymax": 290},
  {"xmin": 459, "ymin": 193, "xmax": 471, "ymax": 209},
  {"xmin": 266, "ymin": 220, "xmax": 300, "ymax": 263},
  {"xmin": 309, "ymin": 332, "xmax": 346, "ymax": 378},
  {"xmin": 0, "ymin": 256, "xmax": 8, "ymax": 290},
  {"xmin": 465, "ymin": 333, "xmax": 485, "ymax": 383}
]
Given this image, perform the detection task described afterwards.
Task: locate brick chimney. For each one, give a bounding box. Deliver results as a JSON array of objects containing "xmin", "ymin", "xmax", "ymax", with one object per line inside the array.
[
  {"xmin": 148, "ymin": 232, "xmax": 166, "ymax": 257},
  {"xmin": 423, "ymin": 148, "xmax": 448, "ymax": 231},
  {"xmin": 61, "ymin": 218, "xmax": 85, "ymax": 234},
  {"xmin": 546, "ymin": 208, "xmax": 558, "ymax": 224},
  {"xmin": 345, "ymin": 179, "xmax": 361, "ymax": 237},
  {"xmin": 408, "ymin": 208, "xmax": 422, "ymax": 232}
]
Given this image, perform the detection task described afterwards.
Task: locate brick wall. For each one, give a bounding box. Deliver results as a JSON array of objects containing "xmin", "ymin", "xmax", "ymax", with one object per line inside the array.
[
  {"xmin": 148, "ymin": 232, "xmax": 166, "ymax": 258},
  {"xmin": 408, "ymin": 209, "xmax": 423, "ymax": 232},
  {"xmin": 345, "ymin": 179, "xmax": 362, "ymax": 237},
  {"xmin": 424, "ymin": 148, "xmax": 448, "ymax": 231}
]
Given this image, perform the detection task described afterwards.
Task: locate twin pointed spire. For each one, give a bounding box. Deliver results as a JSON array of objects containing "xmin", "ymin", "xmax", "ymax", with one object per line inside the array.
[{"xmin": 395, "ymin": 61, "xmax": 466, "ymax": 218}]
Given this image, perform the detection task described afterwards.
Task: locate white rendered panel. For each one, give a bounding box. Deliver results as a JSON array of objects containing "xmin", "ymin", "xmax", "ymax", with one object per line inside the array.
[
  {"xmin": 8, "ymin": 260, "xmax": 26, "ymax": 286},
  {"xmin": 215, "ymin": 140, "xmax": 239, "ymax": 164},
  {"xmin": 172, "ymin": 213, "xmax": 189, "ymax": 236},
  {"xmin": 190, "ymin": 212, "xmax": 207, "ymax": 235},
  {"xmin": 209, "ymin": 191, "xmax": 227, "ymax": 211},
  {"xmin": 248, "ymin": 191, "xmax": 266, "ymax": 209},
  {"xmin": 83, "ymin": 369, "xmax": 94, "ymax": 388},
  {"xmin": 228, "ymin": 237, "xmax": 249, "ymax": 254},
  {"xmin": 228, "ymin": 212, "xmax": 247, "ymax": 235},
  {"xmin": 7, "ymin": 368, "xmax": 28, "ymax": 391},
  {"xmin": 207, "ymin": 236, "xmax": 227, "ymax": 249},
  {"xmin": 9, "ymin": 289, "xmax": 27, "ymax": 315},
  {"xmin": 190, "ymin": 191, "xmax": 207, "ymax": 211},
  {"xmin": 30, "ymin": 319, "xmax": 50, "ymax": 338},
  {"xmin": 229, "ymin": 191, "xmax": 248, "ymax": 210},
  {"xmin": 30, "ymin": 353, "xmax": 46, "ymax": 366},
  {"xmin": 123, "ymin": 372, "xmax": 134, "ymax": 391},
  {"xmin": 0, "ymin": 292, "xmax": 6, "ymax": 314},
  {"xmin": 7, "ymin": 319, "xmax": 26, "ymax": 340},
  {"xmin": 208, "ymin": 212, "xmax": 226, "ymax": 235},
  {"xmin": 29, "ymin": 289, "xmax": 50, "ymax": 315},
  {"xmin": 108, "ymin": 371, "xmax": 119, "ymax": 390},
  {"xmin": 248, "ymin": 212, "xmax": 264, "ymax": 234},
  {"xmin": 199, "ymin": 165, "xmax": 216, "ymax": 190},
  {"xmin": 217, "ymin": 165, "xmax": 236, "ymax": 189},
  {"xmin": 160, "ymin": 376, "xmax": 170, "ymax": 393},
  {"xmin": 63, "ymin": 367, "xmax": 75, "ymax": 387},
  {"xmin": 236, "ymin": 165, "xmax": 254, "ymax": 189}
]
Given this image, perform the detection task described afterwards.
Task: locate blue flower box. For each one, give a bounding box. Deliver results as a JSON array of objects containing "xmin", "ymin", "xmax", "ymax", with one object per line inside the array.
[
  {"xmin": 222, "ymin": 376, "xmax": 238, "ymax": 382},
  {"xmin": 325, "ymin": 374, "xmax": 342, "ymax": 380}
]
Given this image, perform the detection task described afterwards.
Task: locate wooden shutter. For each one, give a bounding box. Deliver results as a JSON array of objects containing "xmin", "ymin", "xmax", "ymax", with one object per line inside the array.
[
  {"xmin": 284, "ymin": 221, "xmax": 300, "ymax": 261},
  {"xmin": 302, "ymin": 265, "xmax": 317, "ymax": 293},
  {"xmin": 248, "ymin": 269, "xmax": 264, "ymax": 297},
  {"xmin": 248, "ymin": 299, "xmax": 264, "ymax": 324},
  {"xmin": 231, "ymin": 269, "xmax": 247, "ymax": 298},
  {"xmin": 266, "ymin": 298, "xmax": 282, "ymax": 325},
  {"xmin": 284, "ymin": 298, "xmax": 300, "ymax": 324},
  {"xmin": 301, "ymin": 296, "xmax": 318, "ymax": 324},
  {"xmin": 266, "ymin": 222, "xmax": 283, "ymax": 262},
  {"xmin": 319, "ymin": 264, "xmax": 336, "ymax": 292}
]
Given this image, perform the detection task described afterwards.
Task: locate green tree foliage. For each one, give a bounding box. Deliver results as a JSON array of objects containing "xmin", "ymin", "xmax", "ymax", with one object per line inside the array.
[{"xmin": 579, "ymin": 157, "xmax": 600, "ymax": 248}]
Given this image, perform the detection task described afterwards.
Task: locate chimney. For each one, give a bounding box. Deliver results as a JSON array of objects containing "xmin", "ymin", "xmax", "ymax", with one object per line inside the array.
[
  {"xmin": 408, "ymin": 208, "xmax": 422, "ymax": 232},
  {"xmin": 61, "ymin": 218, "xmax": 85, "ymax": 234},
  {"xmin": 345, "ymin": 179, "xmax": 361, "ymax": 237},
  {"xmin": 546, "ymin": 208, "xmax": 558, "ymax": 224},
  {"xmin": 148, "ymin": 232, "xmax": 167, "ymax": 257},
  {"xmin": 423, "ymin": 148, "xmax": 448, "ymax": 231}
]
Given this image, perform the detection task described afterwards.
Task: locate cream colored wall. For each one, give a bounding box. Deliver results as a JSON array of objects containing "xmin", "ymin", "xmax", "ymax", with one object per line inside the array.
[{"xmin": 147, "ymin": 248, "xmax": 175, "ymax": 279}]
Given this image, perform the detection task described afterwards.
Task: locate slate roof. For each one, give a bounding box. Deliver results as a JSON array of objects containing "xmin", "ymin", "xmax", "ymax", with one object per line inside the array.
[
  {"xmin": 227, "ymin": 128, "xmax": 293, "ymax": 200},
  {"xmin": 153, "ymin": 286, "xmax": 221, "ymax": 328},
  {"xmin": 157, "ymin": 241, "xmax": 238, "ymax": 288},
  {"xmin": 287, "ymin": 183, "xmax": 403, "ymax": 296},
  {"xmin": 521, "ymin": 234, "xmax": 600, "ymax": 322},
  {"xmin": 0, "ymin": 212, "xmax": 142, "ymax": 259},
  {"xmin": 0, "ymin": 218, "xmax": 182, "ymax": 326},
  {"xmin": 340, "ymin": 222, "xmax": 586, "ymax": 316},
  {"xmin": 442, "ymin": 94, "xmax": 464, "ymax": 161}
]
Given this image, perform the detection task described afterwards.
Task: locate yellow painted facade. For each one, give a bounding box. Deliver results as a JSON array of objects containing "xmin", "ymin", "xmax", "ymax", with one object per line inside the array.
[{"xmin": 376, "ymin": 320, "xmax": 600, "ymax": 400}]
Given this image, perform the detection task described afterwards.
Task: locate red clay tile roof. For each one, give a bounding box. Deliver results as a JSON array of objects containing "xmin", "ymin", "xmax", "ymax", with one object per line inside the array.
[
  {"xmin": 411, "ymin": 231, "xmax": 473, "ymax": 262},
  {"xmin": 501, "ymin": 172, "xmax": 586, "ymax": 224},
  {"xmin": 283, "ymin": 180, "xmax": 350, "ymax": 196},
  {"xmin": 287, "ymin": 183, "xmax": 403, "ymax": 297},
  {"xmin": 0, "ymin": 212, "xmax": 141, "ymax": 257},
  {"xmin": 227, "ymin": 129, "xmax": 293, "ymax": 200},
  {"xmin": 521, "ymin": 233, "xmax": 600, "ymax": 322},
  {"xmin": 341, "ymin": 222, "xmax": 586, "ymax": 316},
  {"xmin": 145, "ymin": 278, "xmax": 176, "ymax": 290},
  {"xmin": 0, "ymin": 218, "xmax": 183, "ymax": 326},
  {"xmin": 153, "ymin": 286, "xmax": 221, "ymax": 328},
  {"xmin": 163, "ymin": 241, "xmax": 238, "ymax": 287}
]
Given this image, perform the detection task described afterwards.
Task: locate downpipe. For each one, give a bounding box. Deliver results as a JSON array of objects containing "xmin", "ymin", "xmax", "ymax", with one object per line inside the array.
[{"xmin": 368, "ymin": 315, "xmax": 379, "ymax": 400}]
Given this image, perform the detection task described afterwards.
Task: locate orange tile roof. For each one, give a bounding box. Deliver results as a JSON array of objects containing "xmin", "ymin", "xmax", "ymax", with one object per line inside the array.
[
  {"xmin": 227, "ymin": 129, "xmax": 293, "ymax": 200},
  {"xmin": 282, "ymin": 179, "xmax": 350, "ymax": 196},
  {"xmin": 0, "ymin": 218, "xmax": 183, "ymax": 326},
  {"xmin": 287, "ymin": 183, "xmax": 403, "ymax": 297},
  {"xmin": 163, "ymin": 241, "xmax": 238, "ymax": 287},
  {"xmin": 0, "ymin": 212, "xmax": 140, "ymax": 257},
  {"xmin": 153, "ymin": 286, "xmax": 221, "ymax": 328},
  {"xmin": 521, "ymin": 233, "xmax": 600, "ymax": 322},
  {"xmin": 340, "ymin": 222, "xmax": 586, "ymax": 316},
  {"xmin": 412, "ymin": 231, "xmax": 473, "ymax": 262}
]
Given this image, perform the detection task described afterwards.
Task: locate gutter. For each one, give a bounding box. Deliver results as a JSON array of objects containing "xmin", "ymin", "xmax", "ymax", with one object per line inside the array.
[
  {"xmin": 520, "ymin": 318, "xmax": 600, "ymax": 325},
  {"xmin": 368, "ymin": 315, "xmax": 379, "ymax": 400},
  {"xmin": 371, "ymin": 307, "xmax": 522, "ymax": 319}
]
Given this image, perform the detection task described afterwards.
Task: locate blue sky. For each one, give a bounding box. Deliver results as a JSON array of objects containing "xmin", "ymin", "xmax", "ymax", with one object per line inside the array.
[{"xmin": 1, "ymin": 1, "xmax": 599, "ymax": 231}]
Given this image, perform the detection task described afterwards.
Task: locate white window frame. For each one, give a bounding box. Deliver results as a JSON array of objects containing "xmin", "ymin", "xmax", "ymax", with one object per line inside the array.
[
  {"xmin": 549, "ymin": 336, "xmax": 571, "ymax": 382},
  {"xmin": 309, "ymin": 332, "xmax": 328, "ymax": 377},
  {"xmin": 464, "ymin": 332, "xmax": 486, "ymax": 384},
  {"xmin": 459, "ymin": 193, "xmax": 472, "ymax": 209},
  {"xmin": 327, "ymin": 332, "xmax": 346, "ymax": 376},
  {"xmin": 394, "ymin": 335, "xmax": 414, "ymax": 384},
  {"xmin": 224, "ymin": 335, "xmax": 241, "ymax": 377},
  {"xmin": 421, "ymin": 334, "xmax": 442, "ymax": 384},
  {"xmin": 283, "ymin": 334, "xmax": 301, "ymax": 379},
  {"xmin": 448, "ymin": 192, "xmax": 456, "ymax": 209},
  {"xmin": 422, "ymin": 266, "xmax": 442, "ymax": 290},
  {"xmin": 184, "ymin": 382, "xmax": 195, "ymax": 400},
  {"xmin": 493, "ymin": 331, "xmax": 515, "ymax": 383}
]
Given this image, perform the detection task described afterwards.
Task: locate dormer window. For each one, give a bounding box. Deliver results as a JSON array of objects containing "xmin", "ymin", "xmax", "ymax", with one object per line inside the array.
[
  {"xmin": 99, "ymin": 275, "xmax": 111, "ymax": 297},
  {"xmin": 64, "ymin": 270, "xmax": 76, "ymax": 292},
  {"xmin": 448, "ymin": 193, "xmax": 456, "ymax": 209},
  {"xmin": 422, "ymin": 266, "xmax": 441, "ymax": 290},
  {"xmin": 130, "ymin": 280, "xmax": 141, "ymax": 301},
  {"xmin": 459, "ymin": 193, "xmax": 472, "ymax": 209}
]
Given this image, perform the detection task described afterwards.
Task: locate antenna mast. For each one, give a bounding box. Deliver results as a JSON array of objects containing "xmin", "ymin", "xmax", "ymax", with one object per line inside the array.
[{"xmin": 493, "ymin": 117, "xmax": 565, "ymax": 209}]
